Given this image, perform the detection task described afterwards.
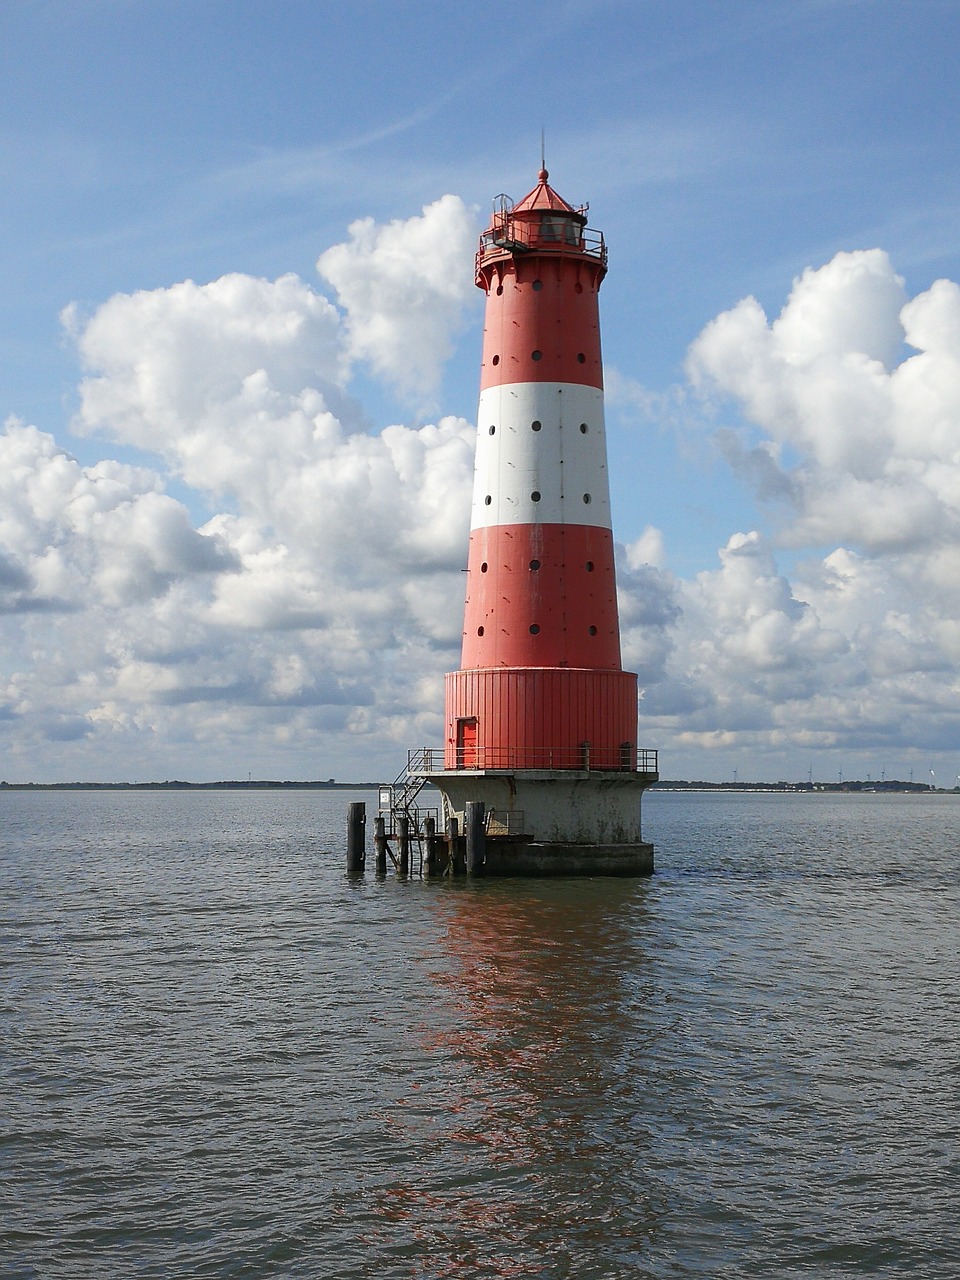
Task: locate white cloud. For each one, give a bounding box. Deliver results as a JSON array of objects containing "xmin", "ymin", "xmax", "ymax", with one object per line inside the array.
[
  {"xmin": 625, "ymin": 526, "xmax": 666, "ymax": 570},
  {"xmin": 0, "ymin": 419, "xmax": 234, "ymax": 613},
  {"xmin": 2, "ymin": 204, "xmax": 481, "ymax": 780},
  {"xmin": 642, "ymin": 531, "xmax": 848, "ymax": 724},
  {"xmin": 634, "ymin": 250, "xmax": 960, "ymax": 777},
  {"xmin": 688, "ymin": 250, "xmax": 906, "ymax": 479},
  {"xmin": 316, "ymin": 194, "xmax": 477, "ymax": 409},
  {"xmin": 687, "ymin": 249, "xmax": 960, "ymax": 555},
  {"xmin": 67, "ymin": 272, "xmax": 345, "ymax": 455},
  {"xmin": 68, "ymin": 250, "xmax": 477, "ymax": 577}
]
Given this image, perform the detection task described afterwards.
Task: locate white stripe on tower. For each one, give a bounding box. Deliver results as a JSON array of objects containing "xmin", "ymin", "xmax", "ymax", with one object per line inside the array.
[{"xmin": 471, "ymin": 382, "xmax": 611, "ymax": 530}]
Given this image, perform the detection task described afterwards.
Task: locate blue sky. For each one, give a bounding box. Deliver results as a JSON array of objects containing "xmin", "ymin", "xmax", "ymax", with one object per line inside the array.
[{"xmin": 3, "ymin": 0, "xmax": 960, "ymax": 784}]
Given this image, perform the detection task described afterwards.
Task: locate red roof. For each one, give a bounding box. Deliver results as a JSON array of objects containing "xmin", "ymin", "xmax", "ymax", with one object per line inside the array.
[{"xmin": 511, "ymin": 169, "xmax": 582, "ymax": 217}]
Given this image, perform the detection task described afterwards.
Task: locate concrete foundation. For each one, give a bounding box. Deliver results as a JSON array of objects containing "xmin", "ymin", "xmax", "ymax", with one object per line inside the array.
[
  {"xmin": 483, "ymin": 837, "xmax": 653, "ymax": 876},
  {"xmin": 423, "ymin": 767, "xmax": 657, "ymax": 876}
]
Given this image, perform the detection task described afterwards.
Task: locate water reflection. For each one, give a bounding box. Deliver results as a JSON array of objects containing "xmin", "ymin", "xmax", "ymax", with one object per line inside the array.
[{"xmin": 364, "ymin": 879, "xmax": 667, "ymax": 1277}]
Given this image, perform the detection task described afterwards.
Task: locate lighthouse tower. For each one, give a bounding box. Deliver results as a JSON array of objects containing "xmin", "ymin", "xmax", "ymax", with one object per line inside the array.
[{"xmin": 422, "ymin": 169, "xmax": 658, "ymax": 874}]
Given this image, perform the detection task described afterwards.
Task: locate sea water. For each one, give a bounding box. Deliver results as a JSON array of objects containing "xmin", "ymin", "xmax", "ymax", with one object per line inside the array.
[{"xmin": 2, "ymin": 787, "xmax": 958, "ymax": 1278}]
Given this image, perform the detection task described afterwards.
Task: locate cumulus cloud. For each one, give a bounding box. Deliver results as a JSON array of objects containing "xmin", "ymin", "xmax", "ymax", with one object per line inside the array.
[
  {"xmin": 1, "ymin": 200, "xmax": 482, "ymax": 780},
  {"xmin": 0, "ymin": 419, "xmax": 235, "ymax": 613},
  {"xmin": 687, "ymin": 249, "xmax": 960, "ymax": 554},
  {"xmin": 68, "ymin": 258, "xmax": 476, "ymax": 578},
  {"xmin": 634, "ymin": 249, "xmax": 960, "ymax": 776},
  {"xmin": 316, "ymin": 194, "xmax": 477, "ymax": 408},
  {"xmin": 0, "ymin": 404, "xmax": 472, "ymax": 777}
]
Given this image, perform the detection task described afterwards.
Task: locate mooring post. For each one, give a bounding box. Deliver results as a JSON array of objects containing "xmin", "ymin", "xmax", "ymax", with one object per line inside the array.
[
  {"xmin": 465, "ymin": 801, "xmax": 486, "ymax": 875},
  {"xmin": 398, "ymin": 814, "xmax": 410, "ymax": 875},
  {"xmin": 347, "ymin": 802, "xmax": 366, "ymax": 876},
  {"xmin": 423, "ymin": 815, "xmax": 438, "ymax": 874},
  {"xmin": 374, "ymin": 814, "xmax": 387, "ymax": 875},
  {"xmin": 447, "ymin": 814, "xmax": 464, "ymax": 876}
]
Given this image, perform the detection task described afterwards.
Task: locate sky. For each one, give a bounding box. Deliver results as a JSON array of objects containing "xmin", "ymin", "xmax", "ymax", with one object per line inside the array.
[{"xmin": 3, "ymin": 0, "xmax": 960, "ymax": 785}]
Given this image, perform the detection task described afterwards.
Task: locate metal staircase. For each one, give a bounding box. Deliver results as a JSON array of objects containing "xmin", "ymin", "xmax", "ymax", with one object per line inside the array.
[{"xmin": 378, "ymin": 751, "xmax": 439, "ymax": 850}]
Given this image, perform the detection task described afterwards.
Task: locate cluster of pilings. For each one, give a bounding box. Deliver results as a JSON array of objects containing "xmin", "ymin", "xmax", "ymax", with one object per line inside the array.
[{"xmin": 346, "ymin": 800, "xmax": 487, "ymax": 878}]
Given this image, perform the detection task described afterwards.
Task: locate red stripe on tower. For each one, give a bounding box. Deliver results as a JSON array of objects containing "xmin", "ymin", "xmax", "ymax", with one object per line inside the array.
[{"xmin": 444, "ymin": 169, "xmax": 638, "ymax": 771}]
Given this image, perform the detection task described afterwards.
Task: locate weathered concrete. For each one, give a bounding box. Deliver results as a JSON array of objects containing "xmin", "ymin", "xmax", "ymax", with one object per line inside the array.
[
  {"xmin": 483, "ymin": 837, "xmax": 654, "ymax": 877},
  {"xmin": 423, "ymin": 767, "xmax": 657, "ymax": 876}
]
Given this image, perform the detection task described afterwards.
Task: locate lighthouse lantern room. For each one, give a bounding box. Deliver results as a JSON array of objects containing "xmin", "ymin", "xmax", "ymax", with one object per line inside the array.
[{"xmin": 417, "ymin": 168, "xmax": 658, "ymax": 874}]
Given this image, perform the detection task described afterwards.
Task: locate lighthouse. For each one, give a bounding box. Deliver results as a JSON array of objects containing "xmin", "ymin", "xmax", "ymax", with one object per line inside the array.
[{"xmin": 418, "ymin": 168, "xmax": 658, "ymax": 874}]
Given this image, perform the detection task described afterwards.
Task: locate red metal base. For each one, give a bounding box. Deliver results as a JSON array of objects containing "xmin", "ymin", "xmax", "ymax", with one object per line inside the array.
[{"xmin": 444, "ymin": 666, "xmax": 638, "ymax": 770}]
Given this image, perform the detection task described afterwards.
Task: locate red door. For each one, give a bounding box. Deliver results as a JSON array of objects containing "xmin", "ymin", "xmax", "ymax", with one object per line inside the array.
[{"xmin": 456, "ymin": 718, "xmax": 478, "ymax": 769}]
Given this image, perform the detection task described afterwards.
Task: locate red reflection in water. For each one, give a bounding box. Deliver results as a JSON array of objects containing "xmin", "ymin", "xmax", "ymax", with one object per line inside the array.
[{"xmin": 361, "ymin": 882, "xmax": 653, "ymax": 1275}]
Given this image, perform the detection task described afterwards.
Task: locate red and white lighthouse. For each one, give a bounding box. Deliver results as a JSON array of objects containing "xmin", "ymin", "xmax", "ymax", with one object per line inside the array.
[{"xmin": 423, "ymin": 169, "xmax": 658, "ymax": 874}]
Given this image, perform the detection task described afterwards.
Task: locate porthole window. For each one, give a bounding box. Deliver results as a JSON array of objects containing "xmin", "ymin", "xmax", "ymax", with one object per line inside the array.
[
  {"xmin": 480, "ymin": 562, "xmax": 488, "ymax": 573},
  {"xmin": 478, "ymin": 626, "xmax": 485, "ymax": 636},
  {"xmin": 580, "ymin": 423, "xmax": 588, "ymax": 434},
  {"xmin": 489, "ymin": 425, "xmax": 496, "ymax": 435},
  {"xmin": 583, "ymin": 493, "xmax": 592, "ymax": 504},
  {"xmin": 529, "ymin": 624, "xmax": 540, "ymax": 635},
  {"xmin": 529, "ymin": 559, "xmax": 541, "ymax": 571},
  {"xmin": 532, "ymin": 280, "xmax": 543, "ymax": 291},
  {"xmin": 574, "ymin": 282, "xmax": 583, "ymax": 294},
  {"xmin": 531, "ymin": 491, "xmax": 541, "ymax": 502},
  {"xmin": 531, "ymin": 350, "xmax": 542, "ymax": 361},
  {"xmin": 588, "ymin": 625, "xmax": 598, "ymax": 636},
  {"xmin": 577, "ymin": 353, "xmax": 586, "ymax": 364},
  {"xmin": 492, "ymin": 354, "xmax": 500, "ymax": 365},
  {"xmin": 484, "ymin": 495, "xmax": 492, "ymax": 506},
  {"xmin": 496, "ymin": 285, "xmax": 504, "ymax": 296},
  {"xmin": 586, "ymin": 561, "xmax": 595, "ymax": 572},
  {"xmin": 531, "ymin": 420, "xmax": 542, "ymax": 432}
]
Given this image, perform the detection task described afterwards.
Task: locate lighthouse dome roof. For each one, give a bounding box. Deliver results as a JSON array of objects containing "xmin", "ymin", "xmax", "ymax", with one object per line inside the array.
[{"xmin": 511, "ymin": 169, "xmax": 587, "ymax": 222}]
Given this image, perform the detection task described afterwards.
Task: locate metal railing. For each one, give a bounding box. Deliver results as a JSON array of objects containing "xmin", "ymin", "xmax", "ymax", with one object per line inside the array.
[
  {"xmin": 476, "ymin": 220, "xmax": 606, "ymax": 274},
  {"xmin": 377, "ymin": 759, "xmax": 437, "ymax": 840},
  {"xmin": 408, "ymin": 746, "xmax": 659, "ymax": 775},
  {"xmin": 485, "ymin": 808, "xmax": 526, "ymax": 836},
  {"xmin": 377, "ymin": 803, "xmax": 440, "ymax": 840}
]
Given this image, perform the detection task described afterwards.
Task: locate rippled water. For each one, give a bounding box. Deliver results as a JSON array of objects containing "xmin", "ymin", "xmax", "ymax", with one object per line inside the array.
[{"xmin": 2, "ymin": 788, "xmax": 959, "ymax": 1278}]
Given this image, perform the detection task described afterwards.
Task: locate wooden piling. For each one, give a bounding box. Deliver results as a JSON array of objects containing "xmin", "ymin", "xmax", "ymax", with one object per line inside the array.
[
  {"xmin": 465, "ymin": 801, "xmax": 486, "ymax": 875},
  {"xmin": 346, "ymin": 802, "xmax": 366, "ymax": 876},
  {"xmin": 398, "ymin": 814, "xmax": 410, "ymax": 875},
  {"xmin": 423, "ymin": 815, "xmax": 440, "ymax": 874},
  {"xmin": 374, "ymin": 814, "xmax": 387, "ymax": 875},
  {"xmin": 447, "ymin": 815, "xmax": 465, "ymax": 876}
]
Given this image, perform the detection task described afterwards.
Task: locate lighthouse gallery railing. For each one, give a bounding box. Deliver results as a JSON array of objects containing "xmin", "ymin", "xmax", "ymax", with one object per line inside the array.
[
  {"xmin": 476, "ymin": 214, "xmax": 607, "ymax": 278},
  {"xmin": 408, "ymin": 747, "xmax": 659, "ymax": 775}
]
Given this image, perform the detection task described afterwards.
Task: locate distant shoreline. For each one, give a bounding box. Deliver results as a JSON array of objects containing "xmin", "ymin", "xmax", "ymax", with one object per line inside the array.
[
  {"xmin": 0, "ymin": 780, "xmax": 380, "ymax": 791},
  {"xmin": 0, "ymin": 778, "xmax": 946, "ymax": 793},
  {"xmin": 652, "ymin": 782, "xmax": 941, "ymax": 794}
]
